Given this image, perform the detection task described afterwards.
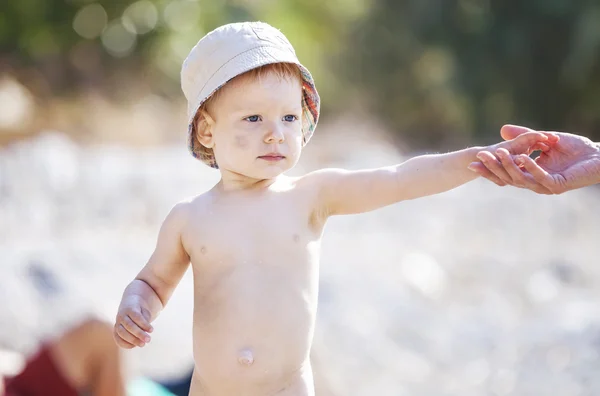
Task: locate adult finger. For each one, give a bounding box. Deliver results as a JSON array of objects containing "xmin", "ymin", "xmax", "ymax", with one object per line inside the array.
[
  {"xmin": 508, "ymin": 132, "xmax": 549, "ymax": 153},
  {"xmin": 476, "ymin": 151, "xmax": 513, "ymax": 183},
  {"xmin": 500, "ymin": 125, "xmax": 560, "ymax": 146},
  {"xmin": 468, "ymin": 162, "xmax": 507, "ymax": 186},
  {"xmin": 500, "ymin": 124, "xmax": 535, "ymax": 141}
]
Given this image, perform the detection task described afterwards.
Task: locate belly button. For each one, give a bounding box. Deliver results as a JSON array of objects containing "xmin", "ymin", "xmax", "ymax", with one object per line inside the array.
[
  {"xmin": 238, "ymin": 349, "xmax": 254, "ymax": 366},
  {"xmin": 200, "ymin": 246, "xmax": 207, "ymax": 254}
]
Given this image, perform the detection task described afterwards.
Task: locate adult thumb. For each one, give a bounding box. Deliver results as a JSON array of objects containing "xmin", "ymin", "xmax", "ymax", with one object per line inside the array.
[{"xmin": 500, "ymin": 124, "xmax": 535, "ymax": 141}]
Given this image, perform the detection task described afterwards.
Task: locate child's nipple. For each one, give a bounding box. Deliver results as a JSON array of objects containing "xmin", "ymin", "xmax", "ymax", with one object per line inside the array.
[{"xmin": 238, "ymin": 348, "xmax": 254, "ymax": 366}]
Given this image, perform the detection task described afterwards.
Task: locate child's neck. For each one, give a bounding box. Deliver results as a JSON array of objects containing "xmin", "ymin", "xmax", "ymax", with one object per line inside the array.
[{"xmin": 217, "ymin": 170, "xmax": 283, "ymax": 192}]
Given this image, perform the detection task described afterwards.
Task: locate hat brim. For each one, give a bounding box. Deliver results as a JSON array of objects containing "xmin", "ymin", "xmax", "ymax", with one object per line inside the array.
[{"xmin": 186, "ymin": 45, "xmax": 320, "ymax": 168}]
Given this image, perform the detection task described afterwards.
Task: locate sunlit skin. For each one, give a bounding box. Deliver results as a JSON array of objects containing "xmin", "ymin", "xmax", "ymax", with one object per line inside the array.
[
  {"xmin": 468, "ymin": 124, "xmax": 600, "ymax": 194},
  {"xmin": 200, "ymin": 72, "xmax": 305, "ymax": 185},
  {"xmin": 114, "ymin": 69, "xmax": 553, "ymax": 396}
]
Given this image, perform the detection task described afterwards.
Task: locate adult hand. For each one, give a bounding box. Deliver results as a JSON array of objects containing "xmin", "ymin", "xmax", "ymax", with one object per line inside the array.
[{"xmin": 469, "ymin": 125, "xmax": 600, "ymax": 194}]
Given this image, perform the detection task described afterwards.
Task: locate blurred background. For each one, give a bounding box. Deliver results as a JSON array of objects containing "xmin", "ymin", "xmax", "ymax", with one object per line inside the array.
[{"xmin": 1, "ymin": 0, "xmax": 600, "ymax": 395}]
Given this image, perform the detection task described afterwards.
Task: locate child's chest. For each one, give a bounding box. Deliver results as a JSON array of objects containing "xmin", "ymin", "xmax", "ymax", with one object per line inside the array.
[{"xmin": 181, "ymin": 194, "xmax": 322, "ymax": 267}]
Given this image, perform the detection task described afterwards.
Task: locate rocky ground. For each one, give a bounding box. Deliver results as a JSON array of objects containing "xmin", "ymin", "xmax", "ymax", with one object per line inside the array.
[{"xmin": 1, "ymin": 128, "xmax": 600, "ymax": 396}]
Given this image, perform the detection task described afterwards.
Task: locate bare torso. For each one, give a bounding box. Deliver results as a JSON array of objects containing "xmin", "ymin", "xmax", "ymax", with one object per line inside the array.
[{"xmin": 180, "ymin": 177, "xmax": 324, "ymax": 396}]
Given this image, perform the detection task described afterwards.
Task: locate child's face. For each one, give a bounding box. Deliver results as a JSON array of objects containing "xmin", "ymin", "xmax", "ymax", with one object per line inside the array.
[{"xmin": 205, "ymin": 71, "xmax": 304, "ymax": 180}]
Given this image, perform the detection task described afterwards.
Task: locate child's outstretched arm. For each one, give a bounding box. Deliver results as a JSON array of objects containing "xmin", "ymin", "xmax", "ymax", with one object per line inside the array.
[
  {"xmin": 311, "ymin": 132, "xmax": 551, "ymax": 216},
  {"xmin": 113, "ymin": 202, "xmax": 190, "ymax": 349}
]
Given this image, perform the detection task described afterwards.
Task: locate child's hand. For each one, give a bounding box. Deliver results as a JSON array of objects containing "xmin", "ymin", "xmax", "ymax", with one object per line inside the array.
[
  {"xmin": 472, "ymin": 131, "xmax": 558, "ymax": 186},
  {"xmin": 113, "ymin": 297, "xmax": 154, "ymax": 349}
]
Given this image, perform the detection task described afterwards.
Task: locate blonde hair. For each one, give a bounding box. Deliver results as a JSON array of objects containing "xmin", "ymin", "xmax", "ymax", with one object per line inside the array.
[{"xmin": 191, "ymin": 62, "xmax": 302, "ymax": 161}]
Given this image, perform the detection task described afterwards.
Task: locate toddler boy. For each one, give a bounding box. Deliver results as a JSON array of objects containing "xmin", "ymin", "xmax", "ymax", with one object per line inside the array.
[{"xmin": 114, "ymin": 21, "xmax": 553, "ymax": 396}]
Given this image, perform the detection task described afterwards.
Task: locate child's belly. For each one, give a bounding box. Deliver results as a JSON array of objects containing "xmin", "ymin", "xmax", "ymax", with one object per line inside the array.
[
  {"xmin": 188, "ymin": 360, "xmax": 315, "ymax": 396},
  {"xmin": 189, "ymin": 256, "xmax": 319, "ymax": 395}
]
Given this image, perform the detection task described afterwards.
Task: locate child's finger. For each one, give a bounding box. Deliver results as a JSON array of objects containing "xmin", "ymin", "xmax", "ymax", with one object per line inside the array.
[
  {"xmin": 476, "ymin": 151, "xmax": 512, "ymax": 184},
  {"xmin": 529, "ymin": 142, "xmax": 551, "ymax": 152},
  {"xmin": 114, "ymin": 331, "xmax": 136, "ymax": 349},
  {"xmin": 468, "ymin": 162, "xmax": 507, "ymax": 186},
  {"xmin": 542, "ymin": 132, "xmax": 560, "ymax": 144},
  {"xmin": 515, "ymin": 155, "xmax": 557, "ymax": 194},
  {"xmin": 539, "ymin": 143, "xmax": 551, "ymax": 151},
  {"xmin": 494, "ymin": 150, "xmax": 551, "ymax": 195},
  {"xmin": 119, "ymin": 337, "xmax": 136, "ymax": 349},
  {"xmin": 122, "ymin": 315, "xmax": 151, "ymax": 345},
  {"xmin": 495, "ymin": 148, "xmax": 531, "ymax": 184},
  {"xmin": 115, "ymin": 323, "xmax": 145, "ymax": 347},
  {"xmin": 129, "ymin": 310, "xmax": 153, "ymax": 333}
]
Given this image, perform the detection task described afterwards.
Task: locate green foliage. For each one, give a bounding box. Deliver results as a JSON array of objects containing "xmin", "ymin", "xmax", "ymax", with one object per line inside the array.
[
  {"xmin": 0, "ymin": 0, "xmax": 361, "ymax": 102},
  {"xmin": 1, "ymin": 0, "xmax": 599, "ymax": 145},
  {"xmin": 344, "ymin": 0, "xmax": 600, "ymax": 147}
]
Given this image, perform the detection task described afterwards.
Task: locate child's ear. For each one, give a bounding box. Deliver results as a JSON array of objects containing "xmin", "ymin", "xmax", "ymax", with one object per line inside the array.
[{"xmin": 195, "ymin": 110, "xmax": 216, "ymax": 148}]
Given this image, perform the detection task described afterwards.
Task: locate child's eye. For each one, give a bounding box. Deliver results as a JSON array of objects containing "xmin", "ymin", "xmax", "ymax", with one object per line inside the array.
[
  {"xmin": 245, "ymin": 115, "xmax": 261, "ymax": 122},
  {"xmin": 283, "ymin": 115, "xmax": 298, "ymax": 122}
]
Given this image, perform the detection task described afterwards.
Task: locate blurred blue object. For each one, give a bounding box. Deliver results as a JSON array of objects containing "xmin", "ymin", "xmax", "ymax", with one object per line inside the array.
[
  {"xmin": 127, "ymin": 377, "xmax": 175, "ymax": 396},
  {"xmin": 159, "ymin": 369, "xmax": 193, "ymax": 396}
]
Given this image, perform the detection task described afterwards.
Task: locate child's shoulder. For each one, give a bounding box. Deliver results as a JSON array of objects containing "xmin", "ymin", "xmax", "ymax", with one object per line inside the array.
[
  {"xmin": 295, "ymin": 167, "xmax": 348, "ymax": 187},
  {"xmin": 163, "ymin": 192, "xmax": 213, "ymax": 223},
  {"xmin": 175, "ymin": 191, "xmax": 211, "ymax": 206},
  {"xmin": 278, "ymin": 171, "xmax": 329, "ymax": 192}
]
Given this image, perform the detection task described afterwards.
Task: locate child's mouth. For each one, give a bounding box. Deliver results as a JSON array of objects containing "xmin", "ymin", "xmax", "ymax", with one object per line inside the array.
[{"xmin": 258, "ymin": 154, "xmax": 285, "ymax": 161}]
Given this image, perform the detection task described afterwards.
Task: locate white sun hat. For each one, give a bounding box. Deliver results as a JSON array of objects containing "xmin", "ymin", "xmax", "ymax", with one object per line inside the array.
[{"xmin": 180, "ymin": 21, "xmax": 321, "ymax": 168}]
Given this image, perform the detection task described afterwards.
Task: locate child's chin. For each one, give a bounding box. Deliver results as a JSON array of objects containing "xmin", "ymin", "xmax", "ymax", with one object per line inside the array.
[
  {"xmin": 253, "ymin": 167, "xmax": 289, "ymax": 179},
  {"xmin": 248, "ymin": 163, "xmax": 292, "ymax": 179}
]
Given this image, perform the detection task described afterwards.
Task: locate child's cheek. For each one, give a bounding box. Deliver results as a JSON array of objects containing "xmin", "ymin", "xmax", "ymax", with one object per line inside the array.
[{"xmin": 234, "ymin": 135, "xmax": 249, "ymax": 149}]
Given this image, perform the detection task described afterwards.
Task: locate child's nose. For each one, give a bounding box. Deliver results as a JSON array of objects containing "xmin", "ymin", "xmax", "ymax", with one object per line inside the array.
[{"xmin": 264, "ymin": 123, "xmax": 285, "ymax": 143}]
